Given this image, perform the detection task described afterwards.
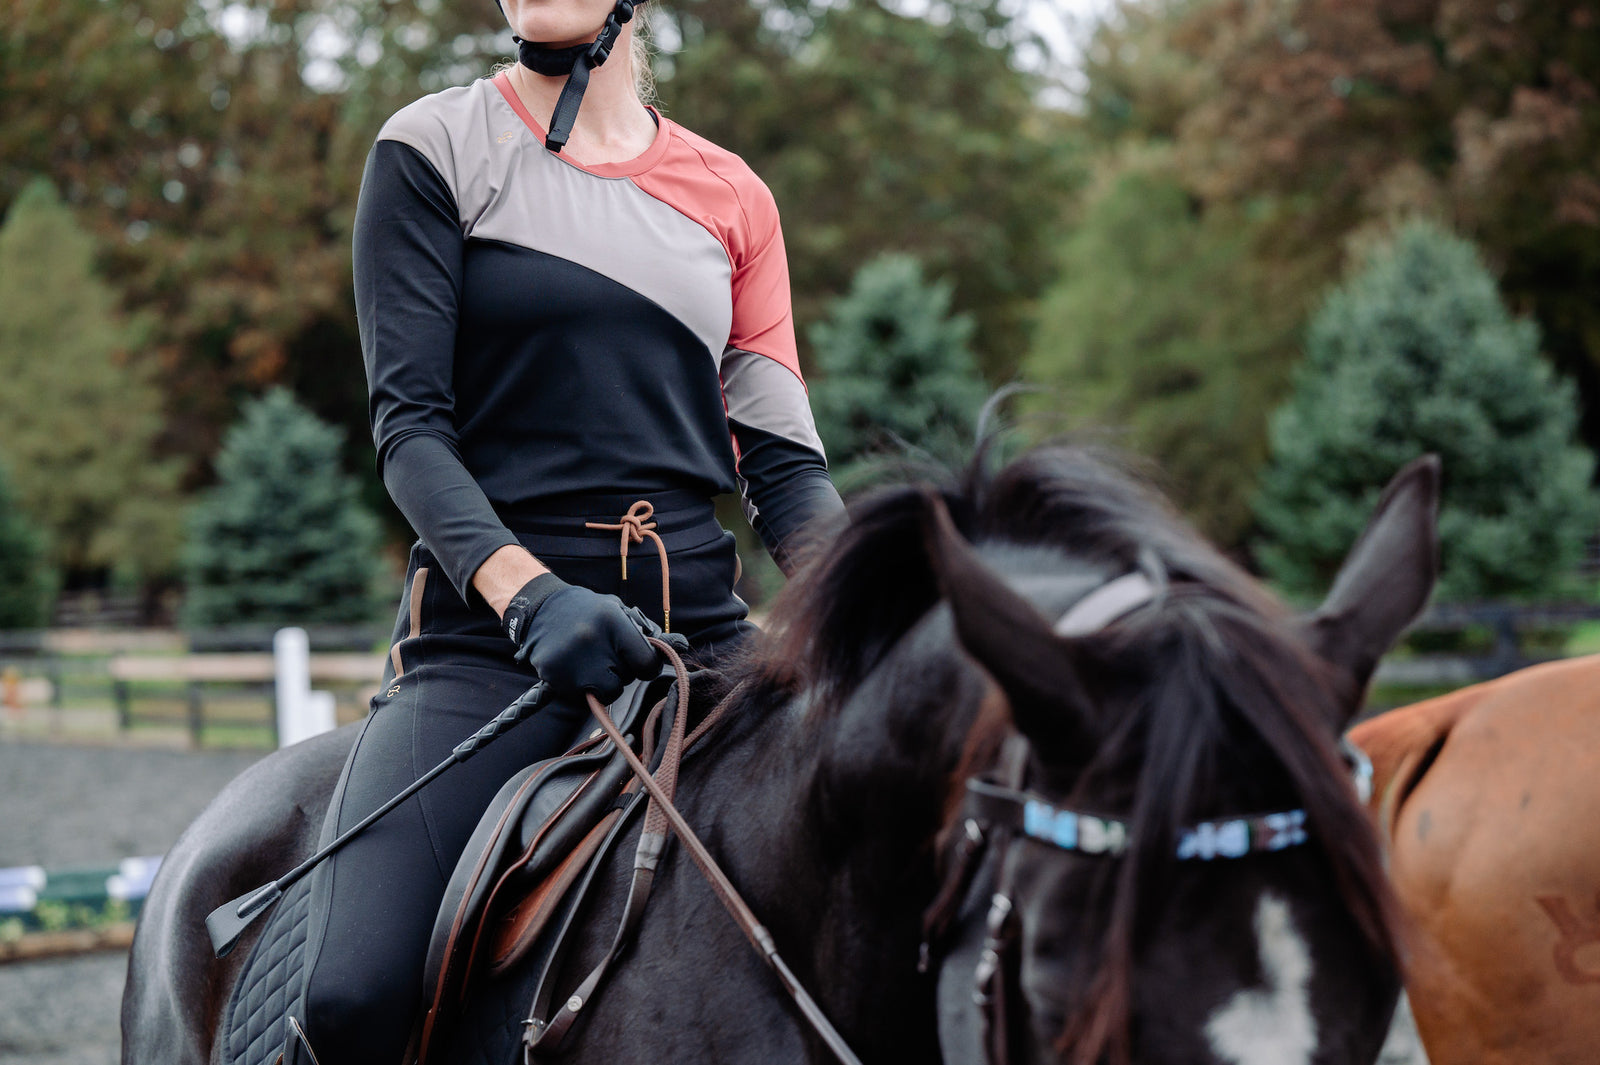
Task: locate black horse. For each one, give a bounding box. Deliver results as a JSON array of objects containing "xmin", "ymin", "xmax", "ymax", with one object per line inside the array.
[
  {"xmin": 122, "ymin": 446, "xmax": 1434, "ymax": 1064},
  {"xmin": 927, "ymin": 453, "xmax": 1437, "ymax": 1065}
]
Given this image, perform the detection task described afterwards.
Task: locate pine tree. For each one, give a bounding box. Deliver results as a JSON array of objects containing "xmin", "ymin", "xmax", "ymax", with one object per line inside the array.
[
  {"xmin": 658, "ymin": 0, "xmax": 1080, "ymax": 381},
  {"xmin": 0, "ymin": 177, "xmax": 182, "ymax": 581},
  {"xmin": 1021, "ymin": 154, "xmax": 1317, "ymax": 546},
  {"xmin": 1255, "ymin": 221, "xmax": 1598, "ymax": 602},
  {"xmin": 182, "ymin": 389, "xmax": 388, "ymax": 627},
  {"xmin": 808, "ymin": 254, "xmax": 988, "ymax": 487},
  {"xmin": 0, "ymin": 456, "xmax": 55, "ymax": 629}
]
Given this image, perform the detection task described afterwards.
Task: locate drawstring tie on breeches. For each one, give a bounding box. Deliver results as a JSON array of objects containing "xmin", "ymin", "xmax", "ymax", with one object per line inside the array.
[{"xmin": 585, "ymin": 500, "xmax": 672, "ymax": 633}]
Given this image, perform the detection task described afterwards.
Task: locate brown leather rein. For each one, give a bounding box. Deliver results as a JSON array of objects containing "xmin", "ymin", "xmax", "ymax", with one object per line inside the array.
[
  {"xmin": 522, "ymin": 636, "xmax": 865, "ymax": 1065},
  {"xmin": 520, "ymin": 501, "xmax": 860, "ymax": 1061}
]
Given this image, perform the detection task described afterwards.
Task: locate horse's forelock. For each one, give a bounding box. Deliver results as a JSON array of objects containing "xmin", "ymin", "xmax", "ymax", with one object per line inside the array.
[
  {"xmin": 747, "ymin": 446, "xmax": 1205, "ymax": 721},
  {"xmin": 977, "ymin": 448, "xmax": 1281, "ymax": 619}
]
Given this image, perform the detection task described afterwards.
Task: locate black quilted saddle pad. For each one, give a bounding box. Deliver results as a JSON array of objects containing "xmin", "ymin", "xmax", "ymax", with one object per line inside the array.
[
  {"xmin": 214, "ymin": 668, "xmax": 713, "ymax": 1065},
  {"xmin": 221, "ymin": 876, "xmax": 314, "ymax": 1065}
]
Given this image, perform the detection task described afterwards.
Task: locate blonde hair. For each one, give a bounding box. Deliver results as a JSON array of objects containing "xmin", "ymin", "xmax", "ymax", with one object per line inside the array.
[{"xmin": 629, "ymin": 8, "xmax": 657, "ymax": 105}]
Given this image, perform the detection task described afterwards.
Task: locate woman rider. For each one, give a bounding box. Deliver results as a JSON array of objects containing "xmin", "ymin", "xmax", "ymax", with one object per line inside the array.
[{"xmin": 288, "ymin": 0, "xmax": 843, "ymax": 1059}]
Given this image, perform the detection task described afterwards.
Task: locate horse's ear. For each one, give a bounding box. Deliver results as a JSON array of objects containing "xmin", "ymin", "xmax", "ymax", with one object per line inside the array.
[
  {"xmin": 921, "ymin": 493, "xmax": 1101, "ymax": 761},
  {"xmin": 1301, "ymin": 455, "xmax": 1441, "ymax": 719}
]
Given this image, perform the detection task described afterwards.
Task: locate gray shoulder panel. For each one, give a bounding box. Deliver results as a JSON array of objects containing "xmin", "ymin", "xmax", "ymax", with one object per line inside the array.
[
  {"xmin": 375, "ymin": 82, "xmax": 492, "ymax": 205},
  {"xmin": 472, "ymin": 101, "xmax": 734, "ymax": 359},
  {"xmin": 378, "ymin": 81, "xmax": 735, "ymax": 362},
  {"xmin": 721, "ymin": 348, "xmax": 826, "ymax": 459}
]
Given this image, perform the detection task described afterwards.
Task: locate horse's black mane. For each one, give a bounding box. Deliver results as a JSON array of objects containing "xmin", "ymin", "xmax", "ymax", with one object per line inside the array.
[
  {"xmin": 740, "ymin": 445, "xmax": 1277, "ymax": 709},
  {"xmin": 728, "ymin": 444, "xmax": 1398, "ymax": 1065}
]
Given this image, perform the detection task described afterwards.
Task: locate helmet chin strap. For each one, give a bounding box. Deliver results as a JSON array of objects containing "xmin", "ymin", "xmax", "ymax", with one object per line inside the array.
[{"xmin": 512, "ymin": 0, "xmax": 637, "ymax": 153}]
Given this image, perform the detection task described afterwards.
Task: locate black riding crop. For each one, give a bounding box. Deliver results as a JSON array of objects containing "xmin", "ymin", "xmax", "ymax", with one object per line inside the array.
[{"xmin": 204, "ymin": 679, "xmax": 553, "ymax": 958}]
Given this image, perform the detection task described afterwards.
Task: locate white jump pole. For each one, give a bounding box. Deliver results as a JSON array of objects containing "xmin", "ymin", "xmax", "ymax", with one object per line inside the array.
[
  {"xmin": 305, "ymin": 689, "xmax": 337, "ymax": 737},
  {"xmin": 274, "ymin": 627, "xmax": 335, "ymax": 747}
]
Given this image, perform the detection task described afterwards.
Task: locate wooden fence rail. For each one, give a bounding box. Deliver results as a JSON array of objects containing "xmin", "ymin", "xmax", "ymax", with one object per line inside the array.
[
  {"xmin": 104, "ymin": 653, "xmax": 386, "ymax": 745},
  {"xmin": 1372, "ymin": 602, "xmax": 1600, "ymax": 691},
  {"xmin": 0, "ymin": 630, "xmax": 388, "ymax": 746},
  {"xmin": 3, "ymin": 605, "xmax": 1598, "ymax": 740}
]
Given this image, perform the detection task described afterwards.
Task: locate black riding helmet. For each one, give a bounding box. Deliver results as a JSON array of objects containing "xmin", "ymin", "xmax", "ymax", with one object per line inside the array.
[{"xmin": 495, "ymin": 0, "xmax": 643, "ymax": 153}]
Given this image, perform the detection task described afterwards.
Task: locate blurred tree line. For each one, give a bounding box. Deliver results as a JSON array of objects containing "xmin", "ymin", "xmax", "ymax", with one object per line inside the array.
[
  {"xmin": 0, "ymin": 0, "xmax": 1075, "ymax": 616},
  {"xmin": 1, "ymin": 0, "xmax": 1597, "ymax": 625},
  {"xmin": 0, "ymin": 0, "xmax": 1075, "ymax": 457},
  {"xmin": 1026, "ymin": 0, "xmax": 1600, "ymax": 551}
]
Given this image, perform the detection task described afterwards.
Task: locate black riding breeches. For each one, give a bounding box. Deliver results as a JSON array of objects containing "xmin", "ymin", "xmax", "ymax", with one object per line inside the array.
[{"xmin": 297, "ymin": 495, "xmax": 752, "ymax": 1065}]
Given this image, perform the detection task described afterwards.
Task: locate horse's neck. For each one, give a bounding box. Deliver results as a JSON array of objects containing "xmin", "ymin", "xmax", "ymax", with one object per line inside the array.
[
  {"xmin": 691, "ymin": 621, "xmax": 987, "ymax": 880},
  {"xmin": 729, "ymin": 617, "xmax": 985, "ymax": 940},
  {"xmin": 825, "ymin": 659, "xmax": 986, "ymax": 847},
  {"xmin": 668, "ymin": 633, "xmax": 977, "ymax": 1059}
]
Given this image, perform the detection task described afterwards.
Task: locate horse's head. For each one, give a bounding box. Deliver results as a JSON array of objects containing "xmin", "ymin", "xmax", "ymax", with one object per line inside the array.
[{"xmin": 922, "ymin": 449, "xmax": 1438, "ymax": 1065}]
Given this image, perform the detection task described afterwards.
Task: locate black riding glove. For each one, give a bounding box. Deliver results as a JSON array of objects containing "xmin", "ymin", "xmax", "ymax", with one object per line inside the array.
[
  {"xmin": 502, "ymin": 573, "xmax": 658, "ymax": 704},
  {"xmin": 617, "ymin": 604, "xmax": 691, "ymax": 658}
]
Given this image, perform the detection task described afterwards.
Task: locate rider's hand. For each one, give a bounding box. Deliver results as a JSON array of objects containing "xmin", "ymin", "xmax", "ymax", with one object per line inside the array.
[{"xmin": 502, "ymin": 573, "xmax": 658, "ymax": 704}]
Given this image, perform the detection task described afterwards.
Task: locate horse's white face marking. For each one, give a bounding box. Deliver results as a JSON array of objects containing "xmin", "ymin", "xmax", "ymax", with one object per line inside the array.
[{"xmin": 1204, "ymin": 893, "xmax": 1318, "ymax": 1065}]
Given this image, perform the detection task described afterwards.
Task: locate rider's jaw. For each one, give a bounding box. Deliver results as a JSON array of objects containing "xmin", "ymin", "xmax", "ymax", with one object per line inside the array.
[{"xmin": 500, "ymin": 0, "xmax": 616, "ymax": 50}]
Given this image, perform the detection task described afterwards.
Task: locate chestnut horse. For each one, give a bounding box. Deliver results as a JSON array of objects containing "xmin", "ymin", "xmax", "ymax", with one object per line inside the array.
[{"xmin": 1350, "ymin": 655, "xmax": 1600, "ymax": 1065}]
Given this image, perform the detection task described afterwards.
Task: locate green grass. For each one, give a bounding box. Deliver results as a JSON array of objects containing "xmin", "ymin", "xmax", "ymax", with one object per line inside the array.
[
  {"xmin": 1, "ymin": 899, "xmax": 135, "ymax": 937},
  {"xmin": 118, "ymin": 690, "xmax": 276, "ymax": 749},
  {"xmin": 1398, "ymin": 624, "xmax": 1495, "ymax": 656},
  {"xmin": 1562, "ymin": 621, "xmax": 1600, "ymax": 656},
  {"xmin": 121, "ymin": 684, "xmax": 368, "ymax": 748},
  {"xmin": 1362, "ymin": 683, "xmax": 1462, "ymax": 718}
]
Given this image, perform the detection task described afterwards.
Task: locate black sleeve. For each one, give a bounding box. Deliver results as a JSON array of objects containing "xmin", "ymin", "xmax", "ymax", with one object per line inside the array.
[
  {"xmin": 354, "ymin": 138, "xmax": 518, "ymax": 600},
  {"xmin": 730, "ymin": 419, "xmax": 845, "ymax": 573}
]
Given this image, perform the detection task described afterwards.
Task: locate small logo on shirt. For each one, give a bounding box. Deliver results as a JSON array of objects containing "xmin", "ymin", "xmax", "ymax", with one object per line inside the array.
[{"xmin": 497, "ymin": 130, "xmax": 516, "ymax": 143}]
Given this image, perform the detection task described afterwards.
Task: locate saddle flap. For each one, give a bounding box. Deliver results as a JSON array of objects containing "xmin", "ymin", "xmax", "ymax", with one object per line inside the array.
[
  {"xmin": 463, "ymin": 748, "xmax": 637, "ymax": 985},
  {"xmin": 492, "ymin": 745, "xmax": 636, "ymax": 921},
  {"xmin": 421, "ymin": 670, "xmax": 673, "ymax": 1003},
  {"xmin": 489, "ymin": 803, "xmax": 625, "ymax": 976},
  {"xmin": 421, "ymin": 745, "xmax": 614, "ymax": 1012},
  {"xmin": 417, "ymin": 667, "xmax": 726, "ymax": 1064},
  {"xmin": 513, "ymin": 670, "xmax": 666, "ymax": 857},
  {"xmin": 416, "ymin": 672, "xmax": 677, "ymax": 1060}
]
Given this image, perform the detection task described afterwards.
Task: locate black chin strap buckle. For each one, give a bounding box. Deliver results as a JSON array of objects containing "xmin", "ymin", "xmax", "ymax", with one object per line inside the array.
[{"xmin": 586, "ymin": 0, "xmax": 635, "ymax": 66}]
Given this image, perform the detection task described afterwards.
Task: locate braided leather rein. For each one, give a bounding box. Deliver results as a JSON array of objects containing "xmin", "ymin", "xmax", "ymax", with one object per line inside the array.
[{"xmin": 562, "ymin": 639, "xmax": 867, "ymax": 1065}]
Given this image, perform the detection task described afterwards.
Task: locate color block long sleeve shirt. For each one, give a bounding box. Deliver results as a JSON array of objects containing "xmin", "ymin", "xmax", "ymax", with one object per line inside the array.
[{"xmin": 354, "ymin": 73, "xmax": 843, "ymax": 598}]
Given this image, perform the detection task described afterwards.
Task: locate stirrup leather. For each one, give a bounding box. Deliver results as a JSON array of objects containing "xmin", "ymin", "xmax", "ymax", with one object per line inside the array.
[{"xmin": 278, "ymin": 1016, "xmax": 323, "ymax": 1065}]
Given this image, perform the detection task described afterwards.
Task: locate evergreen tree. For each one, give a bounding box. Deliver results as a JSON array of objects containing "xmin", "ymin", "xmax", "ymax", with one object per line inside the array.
[
  {"xmin": 0, "ymin": 177, "xmax": 182, "ymax": 581},
  {"xmin": 1080, "ymin": 0, "xmax": 1600, "ymax": 456},
  {"xmin": 808, "ymin": 254, "xmax": 988, "ymax": 486},
  {"xmin": 1021, "ymin": 154, "xmax": 1318, "ymax": 546},
  {"xmin": 648, "ymin": 0, "xmax": 1082, "ymax": 380},
  {"xmin": 1255, "ymin": 221, "xmax": 1598, "ymax": 602},
  {"xmin": 182, "ymin": 389, "xmax": 387, "ymax": 627},
  {"xmin": 0, "ymin": 456, "xmax": 55, "ymax": 630}
]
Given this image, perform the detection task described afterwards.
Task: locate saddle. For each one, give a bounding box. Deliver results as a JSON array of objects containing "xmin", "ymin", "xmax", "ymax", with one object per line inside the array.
[
  {"xmin": 219, "ymin": 668, "xmax": 705, "ymax": 1065},
  {"xmin": 413, "ymin": 664, "xmax": 689, "ymax": 1061}
]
